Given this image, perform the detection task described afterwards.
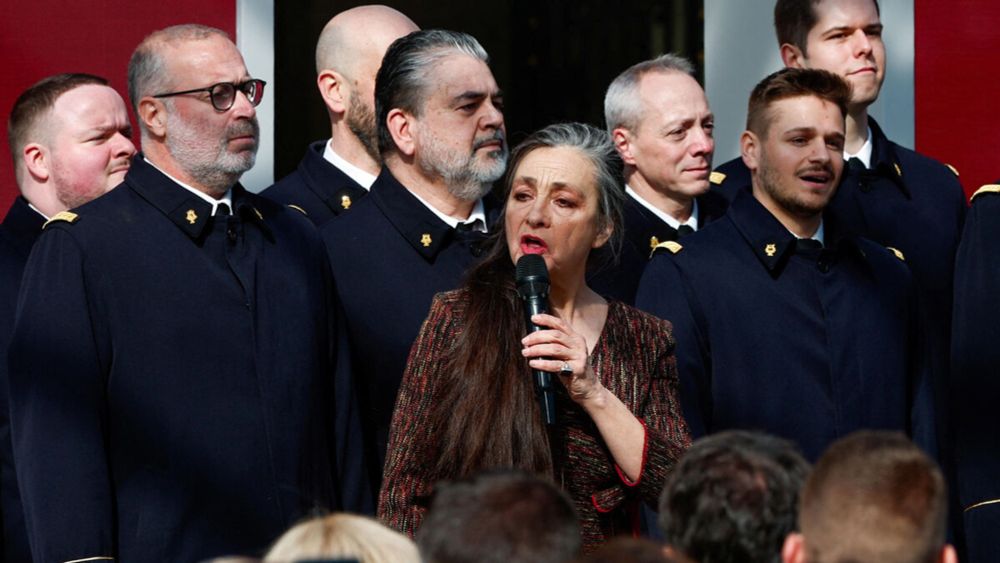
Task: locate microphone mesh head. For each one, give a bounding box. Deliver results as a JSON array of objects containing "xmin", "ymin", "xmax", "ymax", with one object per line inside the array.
[{"xmin": 515, "ymin": 254, "xmax": 549, "ymax": 283}]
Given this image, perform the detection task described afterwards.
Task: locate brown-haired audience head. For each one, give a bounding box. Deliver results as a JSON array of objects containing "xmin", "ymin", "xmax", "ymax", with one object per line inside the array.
[
  {"xmin": 416, "ymin": 470, "xmax": 582, "ymax": 563},
  {"xmin": 7, "ymin": 73, "xmax": 135, "ymax": 216},
  {"xmin": 774, "ymin": 0, "xmax": 884, "ymax": 111},
  {"xmin": 782, "ymin": 431, "xmax": 957, "ymax": 563},
  {"xmin": 658, "ymin": 430, "xmax": 810, "ymax": 563},
  {"xmin": 263, "ymin": 513, "xmax": 419, "ymax": 563},
  {"xmin": 315, "ymin": 5, "xmax": 418, "ymax": 166},
  {"xmin": 574, "ymin": 537, "xmax": 677, "ymax": 563},
  {"xmin": 128, "ymin": 24, "xmax": 261, "ymax": 197},
  {"xmin": 740, "ymin": 68, "xmax": 850, "ymax": 232}
]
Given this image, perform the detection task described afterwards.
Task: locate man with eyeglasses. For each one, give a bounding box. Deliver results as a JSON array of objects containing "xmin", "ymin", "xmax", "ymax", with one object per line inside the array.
[
  {"xmin": 263, "ymin": 5, "xmax": 418, "ymax": 224},
  {"xmin": 8, "ymin": 24, "xmax": 344, "ymax": 562}
]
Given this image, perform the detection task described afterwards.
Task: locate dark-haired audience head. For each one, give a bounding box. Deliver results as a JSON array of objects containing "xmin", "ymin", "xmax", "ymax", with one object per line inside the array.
[
  {"xmin": 604, "ymin": 53, "xmax": 714, "ymax": 206},
  {"xmin": 741, "ymin": 68, "xmax": 850, "ymax": 226},
  {"xmin": 8, "ymin": 73, "xmax": 135, "ymax": 216},
  {"xmin": 374, "ymin": 29, "xmax": 507, "ymax": 201},
  {"xmin": 315, "ymin": 5, "xmax": 418, "ymax": 165},
  {"xmin": 263, "ymin": 512, "xmax": 420, "ymax": 563},
  {"xmin": 782, "ymin": 431, "xmax": 957, "ymax": 563},
  {"xmin": 575, "ymin": 537, "xmax": 677, "ymax": 563},
  {"xmin": 128, "ymin": 24, "xmax": 261, "ymax": 197},
  {"xmin": 774, "ymin": 0, "xmax": 884, "ymax": 113},
  {"xmin": 658, "ymin": 431, "xmax": 810, "ymax": 563},
  {"xmin": 416, "ymin": 470, "xmax": 582, "ymax": 563}
]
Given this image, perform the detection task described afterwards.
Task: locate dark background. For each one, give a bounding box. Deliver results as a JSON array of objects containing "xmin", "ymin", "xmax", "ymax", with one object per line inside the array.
[{"xmin": 274, "ymin": 0, "xmax": 704, "ymax": 179}]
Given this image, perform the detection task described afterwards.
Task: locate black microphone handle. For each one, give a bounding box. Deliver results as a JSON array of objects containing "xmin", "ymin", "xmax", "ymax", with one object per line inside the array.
[{"xmin": 523, "ymin": 295, "xmax": 557, "ymax": 425}]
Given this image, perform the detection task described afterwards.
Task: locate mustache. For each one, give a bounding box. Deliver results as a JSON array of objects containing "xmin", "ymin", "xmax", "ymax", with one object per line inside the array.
[
  {"xmin": 228, "ymin": 118, "xmax": 260, "ymax": 140},
  {"xmin": 797, "ymin": 163, "xmax": 834, "ymax": 177},
  {"xmin": 472, "ymin": 129, "xmax": 506, "ymax": 151}
]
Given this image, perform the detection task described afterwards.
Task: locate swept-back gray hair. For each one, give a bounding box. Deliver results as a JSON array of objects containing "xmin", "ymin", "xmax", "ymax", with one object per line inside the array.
[
  {"xmin": 375, "ymin": 29, "xmax": 489, "ymax": 154},
  {"xmin": 604, "ymin": 53, "xmax": 696, "ymax": 133}
]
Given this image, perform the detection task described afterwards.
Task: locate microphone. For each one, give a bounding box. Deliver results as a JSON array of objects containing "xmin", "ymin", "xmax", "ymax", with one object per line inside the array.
[{"xmin": 515, "ymin": 254, "xmax": 556, "ymax": 425}]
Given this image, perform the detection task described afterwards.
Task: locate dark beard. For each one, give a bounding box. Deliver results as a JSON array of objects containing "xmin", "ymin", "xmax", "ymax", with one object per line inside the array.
[{"xmin": 346, "ymin": 93, "xmax": 380, "ymax": 163}]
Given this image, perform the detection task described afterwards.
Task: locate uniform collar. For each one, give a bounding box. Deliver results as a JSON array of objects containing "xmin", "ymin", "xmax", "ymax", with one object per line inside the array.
[
  {"xmin": 126, "ymin": 154, "xmax": 269, "ymax": 240},
  {"xmin": 300, "ymin": 140, "xmax": 368, "ymax": 214},
  {"xmin": 625, "ymin": 186, "xmax": 699, "ymax": 230},
  {"xmin": 322, "ymin": 139, "xmax": 377, "ymax": 189},
  {"xmin": 861, "ymin": 117, "xmax": 909, "ymax": 197},
  {"xmin": 727, "ymin": 187, "xmax": 862, "ymax": 274},
  {"xmin": 1, "ymin": 196, "xmax": 46, "ymax": 256},
  {"xmin": 369, "ymin": 168, "xmax": 464, "ymax": 261}
]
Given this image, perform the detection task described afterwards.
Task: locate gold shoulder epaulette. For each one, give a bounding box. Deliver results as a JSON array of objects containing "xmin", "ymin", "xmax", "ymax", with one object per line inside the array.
[
  {"xmin": 946, "ymin": 164, "xmax": 960, "ymax": 177},
  {"xmin": 42, "ymin": 211, "xmax": 79, "ymax": 229},
  {"xmin": 886, "ymin": 246, "xmax": 905, "ymax": 262},
  {"xmin": 971, "ymin": 184, "xmax": 1000, "ymax": 202},
  {"xmin": 287, "ymin": 204, "xmax": 308, "ymax": 216},
  {"xmin": 650, "ymin": 240, "xmax": 683, "ymax": 259},
  {"xmin": 710, "ymin": 171, "xmax": 726, "ymax": 185}
]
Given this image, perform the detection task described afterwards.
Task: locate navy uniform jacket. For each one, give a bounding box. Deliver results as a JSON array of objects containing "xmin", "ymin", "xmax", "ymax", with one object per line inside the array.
[
  {"xmin": 322, "ymin": 169, "xmax": 493, "ymax": 496},
  {"xmin": 951, "ymin": 184, "xmax": 1000, "ymax": 563},
  {"xmin": 711, "ymin": 118, "xmax": 963, "ymax": 453},
  {"xmin": 636, "ymin": 187, "xmax": 922, "ymax": 461},
  {"xmin": 589, "ymin": 190, "xmax": 729, "ymax": 304},
  {"xmin": 262, "ymin": 140, "xmax": 368, "ymax": 226},
  {"xmin": 8, "ymin": 157, "xmax": 341, "ymax": 562},
  {"xmin": 0, "ymin": 196, "xmax": 43, "ymax": 563}
]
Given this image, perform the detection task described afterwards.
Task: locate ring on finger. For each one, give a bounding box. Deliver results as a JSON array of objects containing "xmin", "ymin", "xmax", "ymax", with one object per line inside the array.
[{"xmin": 560, "ymin": 361, "xmax": 573, "ymax": 375}]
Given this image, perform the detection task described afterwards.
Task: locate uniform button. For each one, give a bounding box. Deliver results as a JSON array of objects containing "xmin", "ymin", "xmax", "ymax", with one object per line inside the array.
[{"xmin": 227, "ymin": 227, "xmax": 238, "ymax": 242}]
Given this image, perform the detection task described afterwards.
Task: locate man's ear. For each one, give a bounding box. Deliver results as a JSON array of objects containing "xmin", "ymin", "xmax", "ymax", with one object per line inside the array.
[
  {"xmin": 317, "ymin": 69, "xmax": 348, "ymax": 116},
  {"xmin": 782, "ymin": 533, "xmax": 807, "ymax": 563},
  {"xmin": 386, "ymin": 108, "xmax": 415, "ymax": 157},
  {"xmin": 781, "ymin": 43, "xmax": 807, "ymax": 68},
  {"xmin": 740, "ymin": 130, "xmax": 761, "ymax": 172},
  {"xmin": 22, "ymin": 143, "xmax": 50, "ymax": 182},
  {"xmin": 940, "ymin": 544, "xmax": 958, "ymax": 563},
  {"xmin": 137, "ymin": 97, "xmax": 167, "ymax": 138},
  {"xmin": 612, "ymin": 127, "xmax": 637, "ymax": 166}
]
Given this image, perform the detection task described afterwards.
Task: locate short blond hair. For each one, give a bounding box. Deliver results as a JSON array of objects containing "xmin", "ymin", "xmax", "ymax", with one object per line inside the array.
[{"xmin": 264, "ymin": 513, "xmax": 420, "ymax": 563}]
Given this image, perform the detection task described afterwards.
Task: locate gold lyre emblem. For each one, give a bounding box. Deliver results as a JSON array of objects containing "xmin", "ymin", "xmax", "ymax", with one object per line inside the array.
[
  {"xmin": 765, "ymin": 243, "xmax": 777, "ymax": 257},
  {"xmin": 649, "ymin": 236, "xmax": 660, "ymax": 249},
  {"xmin": 341, "ymin": 195, "xmax": 352, "ymax": 210},
  {"xmin": 186, "ymin": 209, "xmax": 198, "ymax": 225},
  {"xmin": 420, "ymin": 233, "xmax": 432, "ymax": 247}
]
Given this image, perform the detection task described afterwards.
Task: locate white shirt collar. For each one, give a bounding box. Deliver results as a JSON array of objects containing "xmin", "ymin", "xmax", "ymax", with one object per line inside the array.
[
  {"xmin": 26, "ymin": 202, "xmax": 49, "ymax": 220},
  {"xmin": 844, "ymin": 126, "xmax": 874, "ymax": 169},
  {"xmin": 143, "ymin": 157, "xmax": 232, "ymax": 214},
  {"xmin": 625, "ymin": 185, "xmax": 699, "ymax": 231},
  {"xmin": 323, "ymin": 140, "xmax": 377, "ymax": 190},
  {"xmin": 407, "ymin": 189, "xmax": 488, "ymax": 232},
  {"xmin": 789, "ymin": 220, "xmax": 825, "ymax": 246}
]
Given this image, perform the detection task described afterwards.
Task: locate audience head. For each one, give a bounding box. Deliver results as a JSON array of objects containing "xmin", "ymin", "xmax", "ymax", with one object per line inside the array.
[
  {"xmin": 774, "ymin": 0, "xmax": 884, "ymax": 111},
  {"xmin": 264, "ymin": 512, "xmax": 419, "ymax": 563},
  {"xmin": 741, "ymin": 68, "xmax": 850, "ymax": 223},
  {"xmin": 129, "ymin": 24, "xmax": 262, "ymax": 196},
  {"xmin": 604, "ymin": 54, "xmax": 714, "ymax": 203},
  {"xmin": 782, "ymin": 431, "xmax": 956, "ymax": 563},
  {"xmin": 417, "ymin": 470, "xmax": 582, "ymax": 563},
  {"xmin": 8, "ymin": 73, "xmax": 135, "ymax": 216},
  {"xmin": 575, "ymin": 537, "xmax": 677, "ymax": 563},
  {"xmin": 658, "ymin": 430, "xmax": 810, "ymax": 563},
  {"xmin": 315, "ymin": 5, "xmax": 418, "ymax": 163},
  {"xmin": 375, "ymin": 29, "xmax": 506, "ymax": 200}
]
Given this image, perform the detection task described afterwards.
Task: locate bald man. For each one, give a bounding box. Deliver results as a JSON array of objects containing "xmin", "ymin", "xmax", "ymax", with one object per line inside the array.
[{"xmin": 263, "ymin": 5, "xmax": 418, "ymax": 224}]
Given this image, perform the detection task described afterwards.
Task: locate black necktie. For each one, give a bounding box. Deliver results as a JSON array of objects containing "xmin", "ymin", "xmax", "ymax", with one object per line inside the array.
[
  {"xmin": 677, "ymin": 225, "xmax": 695, "ymax": 239},
  {"xmin": 215, "ymin": 203, "xmax": 231, "ymax": 217},
  {"xmin": 455, "ymin": 219, "xmax": 483, "ymax": 234},
  {"xmin": 847, "ymin": 157, "xmax": 867, "ymax": 174}
]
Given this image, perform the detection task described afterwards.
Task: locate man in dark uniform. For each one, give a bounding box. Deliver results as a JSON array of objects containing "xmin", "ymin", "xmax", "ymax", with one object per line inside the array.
[
  {"xmin": 9, "ymin": 25, "xmax": 342, "ymax": 562},
  {"xmin": 637, "ymin": 68, "xmax": 925, "ymax": 462},
  {"xmin": 0, "ymin": 72, "xmax": 135, "ymax": 563},
  {"xmin": 711, "ymin": 0, "xmax": 964, "ymax": 458},
  {"xmin": 590, "ymin": 54, "xmax": 727, "ymax": 304},
  {"xmin": 951, "ymin": 183, "xmax": 1000, "ymax": 563},
  {"xmin": 262, "ymin": 6, "xmax": 418, "ymax": 224},
  {"xmin": 322, "ymin": 29, "xmax": 506, "ymax": 493}
]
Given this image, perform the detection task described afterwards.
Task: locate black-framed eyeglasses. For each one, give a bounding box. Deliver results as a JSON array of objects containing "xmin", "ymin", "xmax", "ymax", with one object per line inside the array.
[{"xmin": 152, "ymin": 79, "xmax": 266, "ymax": 111}]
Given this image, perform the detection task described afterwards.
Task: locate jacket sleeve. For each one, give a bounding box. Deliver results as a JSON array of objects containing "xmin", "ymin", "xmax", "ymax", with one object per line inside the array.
[
  {"xmin": 376, "ymin": 293, "xmax": 456, "ymax": 537},
  {"xmin": 8, "ymin": 227, "xmax": 116, "ymax": 562}
]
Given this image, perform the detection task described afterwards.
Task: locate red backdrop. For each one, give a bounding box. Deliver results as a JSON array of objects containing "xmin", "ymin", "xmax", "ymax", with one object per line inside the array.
[
  {"xmin": 915, "ymin": 0, "xmax": 1000, "ymax": 199},
  {"xmin": 0, "ymin": 1, "xmax": 236, "ymax": 215}
]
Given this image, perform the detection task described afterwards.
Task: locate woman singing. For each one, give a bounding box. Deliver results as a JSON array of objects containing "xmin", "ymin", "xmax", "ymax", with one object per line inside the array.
[{"xmin": 377, "ymin": 122, "xmax": 690, "ymax": 549}]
